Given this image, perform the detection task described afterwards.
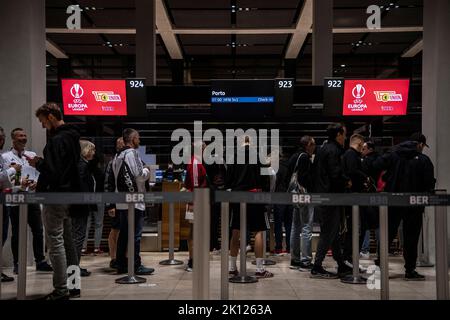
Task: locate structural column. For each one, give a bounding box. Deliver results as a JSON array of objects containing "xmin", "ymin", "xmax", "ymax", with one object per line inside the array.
[
  {"xmin": 136, "ymin": 0, "xmax": 156, "ymax": 86},
  {"xmin": 312, "ymin": 0, "xmax": 333, "ymax": 85},
  {"xmin": 422, "ymin": 0, "xmax": 450, "ymax": 264},
  {"xmin": 0, "ymin": 0, "xmax": 46, "ymax": 155}
]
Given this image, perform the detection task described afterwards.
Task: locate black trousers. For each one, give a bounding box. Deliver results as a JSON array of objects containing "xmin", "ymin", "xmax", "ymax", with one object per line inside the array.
[
  {"xmin": 71, "ymin": 214, "xmax": 89, "ymax": 265},
  {"xmin": 210, "ymin": 202, "xmax": 221, "ymax": 250},
  {"xmin": 314, "ymin": 206, "xmax": 345, "ymax": 267},
  {"xmin": 7, "ymin": 205, "xmax": 46, "ymax": 265},
  {"xmin": 379, "ymin": 207, "xmax": 423, "ymax": 273}
]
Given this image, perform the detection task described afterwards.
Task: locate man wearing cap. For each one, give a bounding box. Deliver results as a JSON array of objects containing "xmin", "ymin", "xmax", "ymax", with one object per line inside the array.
[{"xmin": 374, "ymin": 133, "xmax": 435, "ymax": 280}]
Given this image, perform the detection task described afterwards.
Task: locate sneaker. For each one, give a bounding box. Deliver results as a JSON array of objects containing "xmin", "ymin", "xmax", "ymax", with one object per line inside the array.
[
  {"xmin": 211, "ymin": 248, "xmax": 221, "ymax": 255},
  {"xmin": 405, "ymin": 271, "xmax": 425, "ymax": 281},
  {"xmin": 289, "ymin": 260, "xmax": 302, "ymax": 270},
  {"xmin": 109, "ymin": 259, "xmax": 118, "ymax": 269},
  {"xmin": 184, "ymin": 265, "xmax": 193, "ymax": 272},
  {"xmin": 81, "ymin": 248, "xmax": 88, "ymax": 256},
  {"xmin": 343, "ymin": 260, "xmax": 367, "ymax": 273},
  {"xmin": 1, "ymin": 273, "xmax": 14, "ymax": 282},
  {"xmin": 69, "ymin": 289, "xmax": 81, "ymax": 299},
  {"xmin": 272, "ymin": 248, "xmax": 283, "ymax": 256},
  {"xmin": 93, "ymin": 248, "xmax": 104, "ymax": 255},
  {"xmin": 311, "ymin": 266, "xmax": 339, "ymax": 279},
  {"xmin": 36, "ymin": 261, "xmax": 53, "ymax": 272},
  {"xmin": 80, "ymin": 268, "xmax": 91, "ymax": 277},
  {"xmin": 135, "ymin": 265, "xmax": 155, "ymax": 275},
  {"xmin": 338, "ymin": 264, "xmax": 353, "ymax": 278},
  {"xmin": 13, "ymin": 264, "xmax": 18, "ymax": 275},
  {"xmin": 298, "ymin": 262, "xmax": 314, "ymax": 272},
  {"xmin": 326, "ymin": 249, "xmax": 333, "ymax": 257},
  {"xmin": 255, "ymin": 270, "xmax": 274, "ymax": 278},
  {"xmin": 39, "ymin": 290, "xmax": 70, "ymax": 301},
  {"xmin": 360, "ymin": 252, "xmax": 370, "ymax": 260},
  {"xmin": 229, "ymin": 269, "xmax": 239, "ymax": 276},
  {"xmin": 246, "ymin": 245, "xmax": 252, "ymax": 253}
]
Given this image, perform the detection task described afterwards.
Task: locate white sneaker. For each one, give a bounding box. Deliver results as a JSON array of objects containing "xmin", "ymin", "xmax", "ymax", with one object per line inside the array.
[
  {"xmin": 344, "ymin": 260, "xmax": 367, "ymax": 273},
  {"xmin": 360, "ymin": 252, "xmax": 370, "ymax": 260},
  {"xmin": 246, "ymin": 245, "xmax": 252, "ymax": 253}
]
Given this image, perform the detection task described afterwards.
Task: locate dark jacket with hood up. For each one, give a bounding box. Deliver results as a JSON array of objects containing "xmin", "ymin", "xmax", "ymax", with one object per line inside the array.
[{"xmin": 373, "ymin": 141, "xmax": 435, "ymax": 193}]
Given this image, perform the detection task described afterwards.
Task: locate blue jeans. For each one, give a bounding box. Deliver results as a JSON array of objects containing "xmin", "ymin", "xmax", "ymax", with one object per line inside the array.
[
  {"xmin": 290, "ymin": 206, "xmax": 314, "ymax": 263},
  {"xmin": 361, "ymin": 229, "xmax": 380, "ymax": 253},
  {"xmin": 116, "ymin": 209, "xmax": 144, "ymax": 270},
  {"xmin": 274, "ymin": 205, "xmax": 292, "ymax": 251},
  {"xmin": 83, "ymin": 207, "xmax": 104, "ymax": 249}
]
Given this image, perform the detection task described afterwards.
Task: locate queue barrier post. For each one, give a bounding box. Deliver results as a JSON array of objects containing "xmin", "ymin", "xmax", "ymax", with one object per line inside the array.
[
  {"xmin": 229, "ymin": 203, "xmax": 257, "ymax": 284},
  {"xmin": 193, "ymin": 188, "xmax": 210, "ymax": 300},
  {"xmin": 159, "ymin": 203, "xmax": 183, "ymax": 266},
  {"xmin": 341, "ymin": 205, "xmax": 366, "ymax": 284},
  {"xmin": 220, "ymin": 202, "xmax": 229, "ymax": 300},
  {"xmin": 115, "ymin": 203, "xmax": 146, "ymax": 284},
  {"xmin": 434, "ymin": 190, "xmax": 449, "ymax": 300}
]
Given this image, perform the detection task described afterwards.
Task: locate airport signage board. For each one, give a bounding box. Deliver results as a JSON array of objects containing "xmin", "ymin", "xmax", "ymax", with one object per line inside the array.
[{"xmin": 62, "ymin": 79, "xmax": 128, "ymax": 116}]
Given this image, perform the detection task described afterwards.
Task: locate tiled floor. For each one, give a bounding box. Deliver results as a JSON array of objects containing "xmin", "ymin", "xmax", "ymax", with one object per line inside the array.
[{"xmin": 0, "ymin": 252, "xmax": 444, "ymax": 300}]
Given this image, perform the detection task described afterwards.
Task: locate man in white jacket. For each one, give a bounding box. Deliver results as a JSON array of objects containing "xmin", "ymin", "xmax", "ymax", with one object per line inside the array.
[{"xmin": 109, "ymin": 128, "xmax": 154, "ymax": 275}]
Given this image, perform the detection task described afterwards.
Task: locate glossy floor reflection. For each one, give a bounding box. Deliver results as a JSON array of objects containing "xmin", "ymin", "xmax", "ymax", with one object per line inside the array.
[{"xmin": 0, "ymin": 252, "xmax": 443, "ymax": 300}]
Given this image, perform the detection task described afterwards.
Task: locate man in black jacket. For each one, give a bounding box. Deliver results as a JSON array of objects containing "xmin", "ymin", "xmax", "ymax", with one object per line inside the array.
[
  {"xmin": 374, "ymin": 133, "xmax": 436, "ymax": 280},
  {"xmin": 341, "ymin": 134, "xmax": 368, "ymax": 264},
  {"xmin": 28, "ymin": 103, "xmax": 80, "ymax": 300},
  {"xmin": 311, "ymin": 123, "xmax": 352, "ymax": 279}
]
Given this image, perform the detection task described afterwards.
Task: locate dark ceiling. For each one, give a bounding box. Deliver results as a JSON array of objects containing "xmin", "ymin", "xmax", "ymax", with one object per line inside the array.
[{"xmin": 45, "ymin": 0, "xmax": 423, "ymax": 84}]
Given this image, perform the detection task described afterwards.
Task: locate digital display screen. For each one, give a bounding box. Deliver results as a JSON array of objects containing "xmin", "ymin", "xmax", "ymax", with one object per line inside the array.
[
  {"xmin": 62, "ymin": 79, "xmax": 128, "ymax": 116},
  {"xmin": 211, "ymin": 79, "xmax": 275, "ymax": 119},
  {"xmin": 343, "ymin": 79, "xmax": 410, "ymax": 116}
]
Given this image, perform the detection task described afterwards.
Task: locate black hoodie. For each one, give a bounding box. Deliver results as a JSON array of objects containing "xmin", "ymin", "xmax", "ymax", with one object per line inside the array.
[
  {"xmin": 373, "ymin": 141, "xmax": 435, "ymax": 193},
  {"xmin": 36, "ymin": 124, "xmax": 81, "ymax": 192}
]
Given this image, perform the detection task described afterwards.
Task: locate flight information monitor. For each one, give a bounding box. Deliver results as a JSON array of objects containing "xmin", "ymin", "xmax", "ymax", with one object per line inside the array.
[{"xmin": 211, "ymin": 79, "xmax": 275, "ymax": 119}]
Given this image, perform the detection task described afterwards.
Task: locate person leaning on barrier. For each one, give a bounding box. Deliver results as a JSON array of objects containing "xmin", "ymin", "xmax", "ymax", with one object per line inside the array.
[
  {"xmin": 288, "ymin": 136, "xmax": 316, "ymax": 271},
  {"xmin": 109, "ymin": 128, "xmax": 154, "ymax": 276},
  {"xmin": 0, "ymin": 126, "xmax": 21, "ymax": 283},
  {"xmin": 341, "ymin": 133, "xmax": 368, "ymax": 268},
  {"xmin": 373, "ymin": 132, "xmax": 436, "ymax": 281},
  {"xmin": 70, "ymin": 139, "xmax": 97, "ymax": 278},
  {"xmin": 311, "ymin": 123, "xmax": 353, "ymax": 279},
  {"xmin": 2, "ymin": 128, "xmax": 53, "ymax": 276},
  {"xmin": 27, "ymin": 103, "xmax": 81, "ymax": 300},
  {"xmin": 105, "ymin": 137, "xmax": 124, "ymax": 270}
]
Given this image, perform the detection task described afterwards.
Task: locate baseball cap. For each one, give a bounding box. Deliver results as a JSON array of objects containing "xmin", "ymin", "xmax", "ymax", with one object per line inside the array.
[{"xmin": 410, "ymin": 132, "xmax": 429, "ymax": 148}]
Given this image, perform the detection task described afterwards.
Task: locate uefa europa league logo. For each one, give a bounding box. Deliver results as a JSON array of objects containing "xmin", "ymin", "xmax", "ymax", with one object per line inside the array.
[
  {"xmin": 70, "ymin": 84, "xmax": 84, "ymax": 99},
  {"xmin": 352, "ymin": 84, "xmax": 366, "ymax": 99}
]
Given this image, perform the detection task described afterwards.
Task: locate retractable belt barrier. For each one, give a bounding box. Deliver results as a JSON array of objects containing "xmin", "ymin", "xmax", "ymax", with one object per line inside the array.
[{"xmin": 0, "ymin": 191, "xmax": 448, "ymax": 300}]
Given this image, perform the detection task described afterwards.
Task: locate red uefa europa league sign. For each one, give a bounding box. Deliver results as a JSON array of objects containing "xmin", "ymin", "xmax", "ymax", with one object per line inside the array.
[
  {"xmin": 62, "ymin": 79, "xmax": 128, "ymax": 116},
  {"xmin": 342, "ymin": 79, "xmax": 409, "ymax": 116}
]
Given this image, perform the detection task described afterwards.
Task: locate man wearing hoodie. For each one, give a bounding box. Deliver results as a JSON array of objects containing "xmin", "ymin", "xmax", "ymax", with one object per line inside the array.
[
  {"xmin": 374, "ymin": 133, "xmax": 436, "ymax": 280},
  {"xmin": 110, "ymin": 128, "xmax": 154, "ymax": 276},
  {"xmin": 28, "ymin": 103, "xmax": 80, "ymax": 300}
]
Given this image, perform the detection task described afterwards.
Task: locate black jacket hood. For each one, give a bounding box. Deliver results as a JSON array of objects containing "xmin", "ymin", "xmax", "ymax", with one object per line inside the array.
[{"xmin": 393, "ymin": 141, "xmax": 419, "ymax": 159}]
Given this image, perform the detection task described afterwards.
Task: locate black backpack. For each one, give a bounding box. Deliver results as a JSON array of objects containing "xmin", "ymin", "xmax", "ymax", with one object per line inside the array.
[{"xmin": 116, "ymin": 157, "xmax": 138, "ymax": 193}]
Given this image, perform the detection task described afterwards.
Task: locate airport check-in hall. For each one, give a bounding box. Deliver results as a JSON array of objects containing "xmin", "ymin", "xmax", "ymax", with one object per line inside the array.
[{"xmin": 0, "ymin": 0, "xmax": 450, "ymax": 306}]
